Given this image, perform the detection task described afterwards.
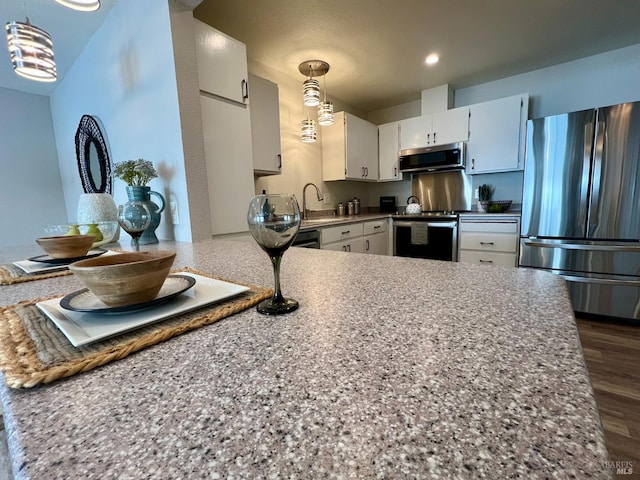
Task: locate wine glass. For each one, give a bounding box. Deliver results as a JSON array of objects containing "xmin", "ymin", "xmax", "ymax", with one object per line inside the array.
[
  {"xmin": 247, "ymin": 194, "xmax": 301, "ymax": 315},
  {"xmin": 117, "ymin": 202, "xmax": 151, "ymax": 252}
]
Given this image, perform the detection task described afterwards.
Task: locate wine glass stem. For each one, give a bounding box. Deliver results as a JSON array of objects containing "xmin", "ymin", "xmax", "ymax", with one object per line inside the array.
[
  {"xmin": 269, "ymin": 254, "xmax": 285, "ymax": 303},
  {"xmin": 133, "ymin": 237, "xmax": 140, "ymax": 252}
]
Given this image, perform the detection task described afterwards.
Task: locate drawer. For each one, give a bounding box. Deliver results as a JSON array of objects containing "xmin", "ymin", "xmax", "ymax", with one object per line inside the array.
[
  {"xmin": 322, "ymin": 237, "xmax": 364, "ymax": 253},
  {"xmin": 459, "ymin": 250, "xmax": 517, "ymax": 267},
  {"xmin": 460, "ymin": 232, "xmax": 517, "ymax": 253},
  {"xmin": 459, "ymin": 221, "xmax": 518, "ymax": 234},
  {"xmin": 363, "ymin": 219, "xmax": 387, "ymax": 236},
  {"xmin": 321, "ymin": 222, "xmax": 364, "ymax": 244}
]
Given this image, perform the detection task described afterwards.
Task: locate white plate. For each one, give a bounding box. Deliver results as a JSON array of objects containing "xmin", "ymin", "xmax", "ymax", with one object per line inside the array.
[
  {"xmin": 36, "ymin": 272, "xmax": 250, "ymax": 347},
  {"xmin": 13, "ymin": 250, "xmax": 119, "ymax": 275}
]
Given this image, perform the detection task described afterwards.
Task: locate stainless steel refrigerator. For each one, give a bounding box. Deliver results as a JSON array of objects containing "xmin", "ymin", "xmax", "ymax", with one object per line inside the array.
[{"xmin": 520, "ymin": 101, "xmax": 640, "ymax": 321}]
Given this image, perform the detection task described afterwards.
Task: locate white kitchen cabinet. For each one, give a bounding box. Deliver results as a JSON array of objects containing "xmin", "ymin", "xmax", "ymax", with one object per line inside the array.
[
  {"xmin": 319, "ymin": 220, "xmax": 389, "ymax": 255},
  {"xmin": 249, "ymin": 74, "xmax": 282, "ymax": 175},
  {"xmin": 194, "ymin": 19, "xmax": 249, "ymax": 104},
  {"xmin": 399, "ymin": 107, "xmax": 469, "ymax": 150},
  {"xmin": 321, "ymin": 222, "xmax": 364, "ymax": 245},
  {"xmin": 196, "ymin": 20, "xmax": 254, "ymax": 236},
  {"xmin": 323, "ymin": 111, "xmax": 378, "ymax": 181},
  {"xmin": 378, "ymin": 122, "xmax": 402, "ymax": 181},
  {"xmin": 458, "ymin": 217, "xmax": 520, "ymax": 267},
  {"xmin": 466, "ymin": 93, "xmax": 529, "ymax": 174},
  {"xmin": 200, "ymin": 95, "xmax": 254, "ymax": 235},
  {"xmin": 363, "ymin": 219, "xmax": 388, "ymax": 255},
  {"xmin": 323, "ymin": 237, "xmax": 365, "ymax": 253}
]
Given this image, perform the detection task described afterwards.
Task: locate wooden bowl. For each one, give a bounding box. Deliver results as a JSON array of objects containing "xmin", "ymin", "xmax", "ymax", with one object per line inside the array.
[
  {"xmin": 35, "ymin": 235, "xmax": 96, "ymax": 259},
  {"xmin": 69, "ymin": 251, "xmax": 176, "ymax": 307}
]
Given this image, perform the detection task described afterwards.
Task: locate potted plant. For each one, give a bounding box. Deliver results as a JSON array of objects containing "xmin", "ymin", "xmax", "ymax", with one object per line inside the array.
[
  {"xmin": 478, "ymin": 184, "xmax": 494, "ymax": 212},
  {"xmin": 113, "ymin": 159, "xmax": 165, "ymax": 245}
]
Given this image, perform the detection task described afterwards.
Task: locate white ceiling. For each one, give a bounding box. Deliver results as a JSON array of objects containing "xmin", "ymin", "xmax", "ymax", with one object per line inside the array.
[
  {"xmin": 0, "ymin": 0, "xmax": 117, "ymax": 96},
  {"xmin": 194, "ymin": 0, "xmax": 640, "ymax": 111},
  {"xmin": 2, "ymin": 0, "xmax": 640, "ymax": 112}
]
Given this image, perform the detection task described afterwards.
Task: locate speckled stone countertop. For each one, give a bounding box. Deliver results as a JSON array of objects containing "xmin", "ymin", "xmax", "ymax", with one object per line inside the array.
[{"xmin": 0, "ymin": 239, "xmax": 610, "ymax": 479}]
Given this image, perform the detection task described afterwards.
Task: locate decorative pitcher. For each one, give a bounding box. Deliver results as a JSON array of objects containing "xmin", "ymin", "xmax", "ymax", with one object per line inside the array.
[{"xmin": 125, "ymin": 186, "xmax": 165, "ymax": 245}]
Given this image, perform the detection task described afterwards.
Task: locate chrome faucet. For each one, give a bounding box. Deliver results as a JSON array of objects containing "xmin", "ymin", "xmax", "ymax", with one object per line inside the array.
[{"xmin": 302, "ymin": 182, "xmax": 324, "ymax": 220}]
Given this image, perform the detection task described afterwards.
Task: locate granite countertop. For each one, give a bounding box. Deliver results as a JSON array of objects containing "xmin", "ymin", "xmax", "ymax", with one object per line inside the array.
[{"xmin": 0, "ymin": 239, "xmax": 610, "ymax": 479}]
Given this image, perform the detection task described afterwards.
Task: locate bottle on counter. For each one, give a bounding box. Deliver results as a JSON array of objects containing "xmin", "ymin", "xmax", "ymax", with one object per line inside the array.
[{"xmin": 353, "ymin": 197, "xmax": 361, "ymax": 215}]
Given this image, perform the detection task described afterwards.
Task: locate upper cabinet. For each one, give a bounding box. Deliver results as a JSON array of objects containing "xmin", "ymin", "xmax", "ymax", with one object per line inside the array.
[
  {"xmin": 378, "ymin": 122, "xmax": 402, "ymax": 182},
  {"xmin": 249, "ymin": 74, "xmax": 282, "ymax": 176},
  {"xmin": 323, "ymin": 111, "xmax": 379, "ymax": 182},
  {"xmin": 466, "ymin": 93, "xmax": 529, "ymax": 174},
  {"xmin": 194, "ymin": 19, "xmax": 249, "ymax": 104},
  {"xmin": 399, "ymin": 107, "xmax": 469, "ymax": 150}
]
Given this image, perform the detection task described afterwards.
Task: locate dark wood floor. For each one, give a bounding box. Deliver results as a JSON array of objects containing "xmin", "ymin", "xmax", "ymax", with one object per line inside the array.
[{"xmin": 575, "ymin": 316, "xmax": 640, "ymax": 479}]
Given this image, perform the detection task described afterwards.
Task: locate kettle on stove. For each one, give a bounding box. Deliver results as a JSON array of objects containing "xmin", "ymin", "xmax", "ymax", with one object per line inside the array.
[{"xmin": 405, "ymin": 195, "xmax": 422, "ymax": 214}]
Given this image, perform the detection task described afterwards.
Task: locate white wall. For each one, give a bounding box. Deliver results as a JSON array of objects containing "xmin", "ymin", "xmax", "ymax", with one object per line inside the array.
[
  {"xmin": 0, "ymin": 88, "xmax": 67, "ymax": 247},
  {"xmin": 50, "ymin": 0, "xmax": 195, "ymax": 242},
  {"xmin": 250, "ymin": 59, "xmax": 372, "ymax": 211},
  {"xmin": 454, "ymin": 43, "xmax": 640, "ymax": 118}
]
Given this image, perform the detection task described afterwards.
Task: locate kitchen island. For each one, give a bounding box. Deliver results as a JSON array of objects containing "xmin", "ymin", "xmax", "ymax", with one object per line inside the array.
[{"xmin": 0, "ymin": 239, "xmax": 609, "ymax": 479}]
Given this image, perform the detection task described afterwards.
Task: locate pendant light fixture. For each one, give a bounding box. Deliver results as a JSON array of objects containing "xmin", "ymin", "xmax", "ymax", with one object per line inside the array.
[
  {"xmin": 299, "ymin": 60, "xmax": 329, "ymax": 107},
  {"xmin": 54, "ymin": 0, "xmax": 101, "ymax": 11},
  {"xmin": 301, "ymin": 118, "xmax": 317, "ymax": 143},
  {"xmin": 6, "ymin": 17, "xmax": 57, "ymax": 82},
  {"xmin": 298, "ymin": 60, "xmax": 331, "ymax": 142},
  {"xmin": 318, "ymin": 72, "xmax": 334, "ymax": 126}
]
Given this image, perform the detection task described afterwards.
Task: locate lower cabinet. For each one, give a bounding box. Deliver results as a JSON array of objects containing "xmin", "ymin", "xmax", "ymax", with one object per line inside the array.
[
  {"xmin": 320, "ymin": 219, "xmax": 389, "ymax": 255},
  {"xmin": 458, "ymin": 217, "xmax": 520, "ymax": 267},
  {"xmin": 321, "ymin": 223, "xmax": 364, "ymax": 252},
  {"xmin": 363, "ymin": 219, "xmax": 388, "ymax": 255}
]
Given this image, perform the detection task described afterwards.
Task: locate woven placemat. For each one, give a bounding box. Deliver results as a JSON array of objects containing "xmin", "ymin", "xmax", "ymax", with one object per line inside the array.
[
  {"xmin": 0, "ymin": 267, "xmax": 272, "ymax": 389},
  {"xmin": 0, "ymin": 264, "xmax": 72, "ymax": 285}
]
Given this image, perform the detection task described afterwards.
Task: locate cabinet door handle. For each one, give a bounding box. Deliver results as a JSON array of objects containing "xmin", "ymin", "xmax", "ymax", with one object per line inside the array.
[
  {"xmin": 471, "ymin": 158, "xmax": 475, "ymax": 170},
  {"xmin": 433, "ymin": 132, "xmax": 437, "ymax": 144},
  {"xmin": 479, "ymin": 259, "xmax": 494, "ymax": 263},
  {"xmin": 348, "ymin": 244, "xmax": 351, "ymax": 252},
  {"xmin": 365, "ymin": 167, "xmax": 369, "ymax": 177},
  {"xmin": 426, "ymin": 132, "xmax": 431, "ymax": 144},
  {"xmin": 480, "ymin": 242, "xmax": 494, "ymax": 245},
  {"xmin": 241, "ymin": 79, "xmax": 249, "ymax": 101},
  {"xmin": 342, "ymin": 246, "xmax": 347, "ymax": 252},
  {"xmin": 277, "ymin": 154, "xmax": 282, "ymax": 169},
  {"xmin": 366, "ymin": 239, "xmax": 370, "ymax": 251},
  {"xmin": 393, "ymin": 167, "xmax": 397, "ymax": 177},
  {"xmin": 341, "ymin": 230, "xmax": 351, "ymax": 235},
  {"xmin": 373, "ymin": 225, "xmax": 381, "ymax": 229}
]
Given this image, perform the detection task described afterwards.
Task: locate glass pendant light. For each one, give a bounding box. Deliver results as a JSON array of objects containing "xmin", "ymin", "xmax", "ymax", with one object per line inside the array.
[
  {"xmin": 301, "ymin": 118, "xmax": 317, "ymax": 143},
  {"xmin": 318, "ymin": 74, "xmax": 334, "ymax": 126},
  {"xmin": 303, "ymin": 77, "xmax": 320, "ymax": 106},
  {"xmin": 6, "ymin": 19, "xmax": 57, "ymax": 82},
  {"xmin": 54, "ymin": 0, "xmax": 101, "ymax": 11}
]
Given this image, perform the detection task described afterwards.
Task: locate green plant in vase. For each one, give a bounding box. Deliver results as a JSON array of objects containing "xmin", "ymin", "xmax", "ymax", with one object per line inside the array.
[
  {"xmin": 113, "ymin": 159, "xmax": 165, "ymax": 246},
  {"xmin": 478, "ymin": 184, "xmax": 494, "ymax": 212}
]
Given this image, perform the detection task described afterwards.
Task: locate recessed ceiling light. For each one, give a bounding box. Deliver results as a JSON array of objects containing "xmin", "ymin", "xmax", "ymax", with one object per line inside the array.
[{"xmin": 425, "ymin": 53, "xmax": 439, "ymax": 66}]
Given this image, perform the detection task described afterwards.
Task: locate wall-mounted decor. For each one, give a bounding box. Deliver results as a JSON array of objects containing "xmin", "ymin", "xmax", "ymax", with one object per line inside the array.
[{"xmin": 75, "ymin": 114, "xmax": 112, "ymax": 194}]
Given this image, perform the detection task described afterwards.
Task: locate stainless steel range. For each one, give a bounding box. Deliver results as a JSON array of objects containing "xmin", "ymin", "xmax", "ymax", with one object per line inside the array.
[{"xmin": 392, "ymin": 170, "xmax": 472, "ymax": 261}]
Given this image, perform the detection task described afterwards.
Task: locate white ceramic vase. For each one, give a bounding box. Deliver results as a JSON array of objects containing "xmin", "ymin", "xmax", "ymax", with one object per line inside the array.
[{"xmin": 77, "ymin": 193, "xmax": 118, "ymax": 224}]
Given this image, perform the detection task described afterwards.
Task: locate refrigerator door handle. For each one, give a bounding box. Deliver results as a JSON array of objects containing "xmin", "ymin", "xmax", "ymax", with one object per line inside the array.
[
  {"xmin": 524, "ymin": 240, "xmax": 640, "ymax": 252},
  {"xmin": 579, "ymin": 121, "xmax": 594, "ymax": 234},
  {"xmin": 587, "ymin": 119, "xmax": 605, "ymax": 237}
]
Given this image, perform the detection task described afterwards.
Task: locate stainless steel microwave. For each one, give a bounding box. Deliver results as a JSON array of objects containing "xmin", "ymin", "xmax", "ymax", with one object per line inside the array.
[{"xmin": 399, "ymin": 142, "xmax": 466, "ymax": 173}]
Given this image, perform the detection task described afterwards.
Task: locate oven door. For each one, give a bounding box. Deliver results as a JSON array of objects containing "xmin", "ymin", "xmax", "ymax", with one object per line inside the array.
[{"xmin": 393, "ymin": 220, "xmax": 458, "ymax": 261}]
